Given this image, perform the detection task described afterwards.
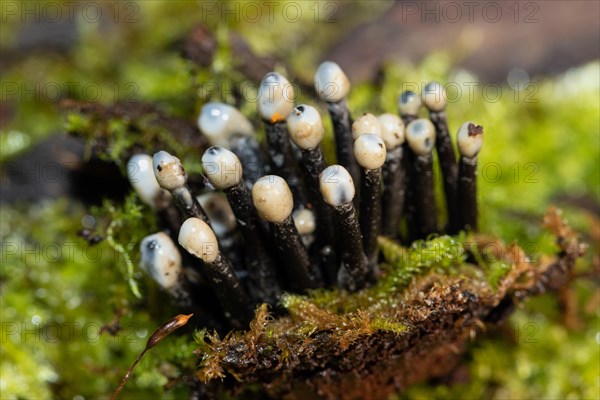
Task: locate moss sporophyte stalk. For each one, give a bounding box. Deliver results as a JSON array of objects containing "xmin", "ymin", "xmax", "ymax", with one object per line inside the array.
[{"xmin": 72, "ymin": 62, "xmax": 585, "ymax": 399}]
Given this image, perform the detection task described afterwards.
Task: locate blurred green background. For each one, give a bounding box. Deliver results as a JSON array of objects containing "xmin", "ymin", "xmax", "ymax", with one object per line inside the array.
[{"xmin": 1, "ymin": 1, "xmax": 598, "ymax": 399}]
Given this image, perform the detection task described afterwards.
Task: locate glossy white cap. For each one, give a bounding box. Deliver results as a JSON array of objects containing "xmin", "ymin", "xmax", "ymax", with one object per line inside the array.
[
  {"xmin": 354, "ymin": 133, "xmax": 387, "ymax": 170},
  {"xmin": 201, "ymin": 146, "xmax": 242, "ymax": 190},
  {"xmin": 252, "ymin": 175, "xmax": 294, "ymax": 223},
  {"xmin": 406, "ymin": 119, "xmax": 436, "ymax": 156},
  {"xmin": 352, "ymin": 113, "xmax": 382, "ymax": 140},
  {"xmin": 258, "ymin": 72, "xmax": 295, "ymax": 123},
  {"xmin": 198, "ymin": 102, "xmax": 253, "ymax": 147},
  {"xmin": 153, "ymin": 150, "xmax": 187, "ymax": 190},
  {"xmin": 293, "ymin": 208, "xmax": 316, "ymax": 236},
  {"xmin": 457, "ymin": 122, "xmax": 483, "ymax": 158},
  {"xmin": 286, "ymin": 104, "xmax": 324, "ymax": 150},
  {"xmin": 398, "ymin": 91, "xmax": 422, "ymax": 116},
  {"xmin": 178, "ymin": 217, "xmax": 220, "ymax": 263},
  {"xmin": 197, "ymin": 192, "xmax": 237, "ymax": 238},
  {"xmin": 314, "ymin": 61, "xmax": 350, "ymax": 103},
  {"xmin": 377, "ymin": 113, "xmax": 405, "ymax": 150},
  {"xmin": 128, "ymin": 154, "xmax": 171, "ymax": 208},
  {"xmin": 140, "ymin": 232, "xmax": 182, "ymax": 290},
  {"xmin": 422, "ymin": 82, "xmax": 447, "ymax": 112},
  {"xmin": 319, "ymin": 165, "xmax": 355, "ymax": 206}
]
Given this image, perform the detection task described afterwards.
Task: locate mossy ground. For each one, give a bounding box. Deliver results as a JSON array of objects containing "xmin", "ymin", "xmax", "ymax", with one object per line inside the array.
[{"xmin": 1, "ymin": 2, "xmax": 599, "ymax": 399}]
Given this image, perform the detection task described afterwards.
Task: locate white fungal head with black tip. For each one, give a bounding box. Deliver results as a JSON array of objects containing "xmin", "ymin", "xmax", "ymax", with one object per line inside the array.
[
  {"xmin": 314, "ymin": 61, "xmax": 350, "ymax": 103},
  {"xmin": 293, "ymin": 208, "xmax": 316, "ymax": 236},
  {"xmin": 178, "ymin": 217, "xmax": 220, "ymax": 263},
  {"xmin": 197, "ymin": 192, "xmax": 237, "ymax": 238},
  {"xmin": 198, "ymin": 103, "xmax": 253, "ymax": 147},
  {"xmin": 406, "ymin": 119, "xmax": 436, "ymax": 156},
  {"xmin": 258, "ymin": 72, "xmax": 295, "ymax": 123},
  {"xmin": 140, "ymin": 232, "xmax": 182, "ymax": 290},
  {"xmin": 398, "ymin": 91, "xmax": 422, "ymax": 117},
  {"xmin": 287, "ymin": 104, "xmax": 324, "ymax": 150},
  {"xmin": 457, "ymin": 122, "xmax": 483, "ymax": 158},
  {"xmin": 128, "ymin": 154, "xmax": 171, "ymax": 208},
  {"xmin": 201, "ymin": 146, "xmax": 243, "ymax": 190},
  {"xmin": 352, "ymin": 113, "xmax": 382, "ymax": 140},
  {"xmin": 153, "ymin": 150, "xmax": 187, "ymax": 190},
  {"xmin": 422, "ymin": 82, "xmax": 447, "ymax": 112},
  {"xmin": 354, "ymin": 133, "xmax": 387, "ymax": 170},
  {"xmin": 251, "ymin": 175, "xmax": 294, "ymax": 223},
  {"xmin": 377, "ymin": 113, "xmax": 405, "ymax": 150},
  {"xmin": 319, "ymin": 165, "xmax": 355, "ymax": 207}
]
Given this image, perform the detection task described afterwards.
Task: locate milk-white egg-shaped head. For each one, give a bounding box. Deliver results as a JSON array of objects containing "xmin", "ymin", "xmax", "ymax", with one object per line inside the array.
[
  {"xmin": 251, "ymin": 175, "xmax": 294, "ymax": 223},
  {"xmin": 286, "ymin": 104, "xmax": 324, "ymax": 150},
  {"xmin": 319, "ymin": 165, "xmax": 355, "ymax": 207},
  {"xmin": 377, "ymin": 113, "xmax": 405, "ymax": 150},
  {"xmin": 293, "ymin": 208, "xmax": 316, "ymax": 236},
  {"xmin": 406, "ymin": 119, "xmax": 436, "ymax": 156},
  {"xmin": 354, "ymin": 133, "xmax": 387, "ymax": 170},
  {"xmin": 140, "ymin": 232, "xmax": 182, "ymax": 290},
  {"xmin": 314, "ymin": 61, "xmax": 350, "ymax": 103},
  {"xmin": 398, "ymin": 90, "xmax": 422, "ymax": 116},
  {"xmin": 258, "ymin": 72, "xmax": 295, "ymax": 123},
  {"xmin": 178, "ymin": 217, "xmax": 220, "ymax": 263},
  {"xmin": 198, "ymin": 102, "xmax": 253, "ymax": 147},
  {"xmin": 197, "ymin": 192, "xmax": 237, "ymax": 238},
  {"xmin": 201, "ymin": 146, "xmax": 242, "ymax": 190},
  {"xmin": 422, "ymin": 82, "xmax": 447, "ymax": 112},
  {"xmin": 128, "ymin": 154, "xmax": 168, "ymax": 208},
  {"xmin": 153, "ymin": 150, "xmax": 187, "ymax": 190},
  {"xmin": 457, "ymin": 122, "xmax": 483, "ymax": 158},
  {"xmin": 352, "ymin": 113, "xmax": 382, "ymax": 140}
]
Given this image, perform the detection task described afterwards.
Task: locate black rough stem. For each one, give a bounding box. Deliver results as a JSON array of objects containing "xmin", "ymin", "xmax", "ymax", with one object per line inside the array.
[
  {"xmin": 429, "ymin": 111, "xmax": 459, "ymax": 234},
  {"xmin": 264, "ymin": 121, "xmax": 306, "ymax": 207},
  {"xmin": 171, "ymin": 186, "xmax": 211, "ymax": 224},
  {"xmin": 400, "ymin": 114, "xmax": 418, "ymax": 243},
  {"xmin": 270, "ymin": 216, "xmax": 321, "ymax": 291},
  {"xmin": 359, "ymin": 168, "xmax": 383, "ymax": 274},
  {"xmin": 230, "ymin": 136, "xmax": 269, "ymax": 188},
  {"xmin": 381, "ymin": 146, "xmax": 405, "ymax": 237},
  {"xmin": 334, "ymin": 202, "xmax": 369, "ymax": 292},
  {"xmin": 413, "ymin": 154, "xmax": 438, "ymax": 239},
  {"xmin": 300, "ymin": 147, "xmax": 339, "ymax": 284},
  {"xmin": 327, "ymin": 99, "xmax": 360, "ymax": 187},
  {"xmin": 458, "ymin": 156, "xmax": 478, "ymax": 231},
  {"xmin": 225, "ymin": 182, "xmax": 281, "ymax": 304},
  {"xmin": 200, "ymin": 253, "xmax": 254, "ymax": 329}
]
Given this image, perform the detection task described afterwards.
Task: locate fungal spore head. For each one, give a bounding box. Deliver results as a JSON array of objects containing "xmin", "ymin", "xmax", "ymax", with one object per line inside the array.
[
  {"xmin": 258, "ymin": 72, "xmax": 295, "ymax": 123},
  {"xmin": 251, "ymin": 175, "xmax": 294, "ymax": 223},
  {"xmin": 406, "ymin": 119, "xmax": 436, "ymax": 156},
  {"xmin": 140, "ymin": 232, "xmax": 182, "ymax": 289},
  {"xmin": 457, "ymin": 121, "xmax": 483, "ymax": 158},
  {"xmin": 201, "ymin": 146, "xmax": 243, "ymax": 190},
  {"xmin": 286, "ymin": 104, "xmax": 325, "ymax": 150},
  {"xmin": 422, "ymin": 82, "xmax": 447, "ymax": 112},
  {"xmin": 377, "ymin": 113, "xmax": 405, "ymax": 150},
  {"xmin": 198, "ymin": 102, "xmax": 253, "ymax": 147},
  {"xmin": 354, "ymin": 133, "xmax": 387, "ymax": 170},
  {"xmin": 128, "ymin": 154, "xmax": 170, "ymax": 208},
  {"xmin": 352, "ymin": 113, "xmax": 382, "ymax": 140},
  {"xmin": 319, "ymin": 165, "xmax": 355, "ymax": 207},
  {"xmin": 153, "ymin": 150, "xmax": 187, "ymax": 190},
  {"xmin": 314, "ymin": 61, "xmax": 350, "ymax": 103},
  {"xmin": 178, "ymin": 217, "xmax": 220, "ymax": 263},
  {"xmin": 398, "ymin": 90, "xmax": 422, "ymax": 116},
  {"xmin": 293, "ymin": 208, "xmax": 316, "ymax": 236}
]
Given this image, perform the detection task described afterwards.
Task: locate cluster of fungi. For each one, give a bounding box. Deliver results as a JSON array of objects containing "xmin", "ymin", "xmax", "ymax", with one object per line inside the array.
[{"xmin": 129, "ymin": 61, "xmax": 484, "ymax": 330}]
